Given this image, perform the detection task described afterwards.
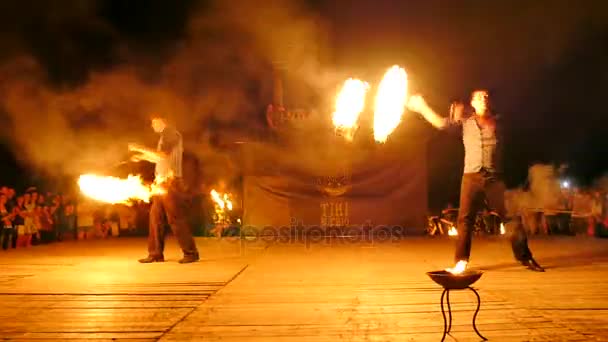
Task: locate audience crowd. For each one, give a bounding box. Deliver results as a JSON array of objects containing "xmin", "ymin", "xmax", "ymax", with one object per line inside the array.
[
  {"xmin": 3, "ymin": 180, "xmax": 606, "ymax": 251},
  {"xmin": 0, "ymin": 185, "xmax": 212, "ymax": 251},
  {"xmin": 0, "ymin": 186, "xmax": 77, "ymax": 250},
  {"xmin": 515, "ymin": 187, "xmax": 608, "ymax": 236}
]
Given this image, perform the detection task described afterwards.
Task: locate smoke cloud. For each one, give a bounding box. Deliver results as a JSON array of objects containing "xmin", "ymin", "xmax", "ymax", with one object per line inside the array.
[
  {"xmin": 1, "ymin": 0, "xmax": 607, "ymax": 196},
  {"xmin": 0, "ymin": 0, "xmax": 342, "ymax": 191}
]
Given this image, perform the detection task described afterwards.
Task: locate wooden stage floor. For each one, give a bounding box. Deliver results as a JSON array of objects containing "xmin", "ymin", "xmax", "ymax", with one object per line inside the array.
[{"xmin": 0, "ymin": 235, "xmax": 606, "ymax": 341}]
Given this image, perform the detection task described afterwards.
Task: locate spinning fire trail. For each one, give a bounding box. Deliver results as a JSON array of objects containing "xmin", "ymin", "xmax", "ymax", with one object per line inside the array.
[
  {"xmin": 78, "ymin": 174, "xmax": 165, "ymax": 204},
  {"xmin": 332, "ymin": 78, "xmax": 369, "ymax": 141},
  {"xmin": 78, "ymin": 173, "xmax": 235, "ymax": 227},
  {"xmin": 331, "ymin": 65, "xmax": 409, "ymax": 143},
  {"xmin": 373, "ymin": 65, "xmax": 408, "ymax": 143}
]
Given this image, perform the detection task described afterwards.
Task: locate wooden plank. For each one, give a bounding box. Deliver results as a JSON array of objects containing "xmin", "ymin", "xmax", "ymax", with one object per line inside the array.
[
  {"xmin": 1, "ymin": 332, "xmax": 161, "ymax": 339},
  {"xmin": 161, "ymin": 237, "xmax": 607, "ymax": 341},
  {"xmin": 0, "ymin": 237, "xmax": 607, "ymax": 341}
]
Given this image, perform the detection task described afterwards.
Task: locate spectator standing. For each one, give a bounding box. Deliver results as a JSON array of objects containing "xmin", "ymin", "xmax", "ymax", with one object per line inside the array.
[
  {"xmin": 590, "ymin": 191, "xmax": 604, "ymax": 236},
  {"xmin": 6, "ymin": 188, "xmax": 16, "ymax": 212},
  {"xmin": 22, "ymin": 193, "xmax": 36, "ymax": 247},
  {"xmin": 33, "ymin": 206, "xmax": 43, "ymax": 244},
  {"xmin": 64, "ymin": 203, "xmax": 77, "ymax": 239},
  {"xmin": 49, "ymin": 196, "xmax": 61, "ymax": 241},
  {"xmin": 0, "ymin": 194, "xmax": 15, "ymax": 250},
  {"xmin": 45, "ymin": 192, "xmax": 53, "ymax": 206},
  {"xmin": 92, "ymin": 207, "xmax": 105, "ymax": 239},
  {"xmin": 39, "ymin": 206, "xmax": 54, "ymax": 243},
  {"xmin": 13, "ymin": 196, "xmax": 25, "ymax": 248},
  {"xmin": 54, "ymin": 195, "xmax": 67, "ymax": 240}
]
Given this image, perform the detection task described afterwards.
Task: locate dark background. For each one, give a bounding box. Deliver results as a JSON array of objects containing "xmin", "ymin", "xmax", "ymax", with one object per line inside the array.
[{"xmin": 1, "ymin": 0, "xmax": 607, "ymax": 211}]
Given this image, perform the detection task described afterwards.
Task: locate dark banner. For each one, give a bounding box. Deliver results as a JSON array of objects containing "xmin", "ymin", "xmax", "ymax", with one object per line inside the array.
[{"xmin": 239, "ymin": 125, "xmax": 428, "ymax": 234}]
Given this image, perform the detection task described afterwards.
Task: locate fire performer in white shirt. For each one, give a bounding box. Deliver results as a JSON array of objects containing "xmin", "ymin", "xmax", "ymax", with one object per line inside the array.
[{"xmin": 129, "ymin": 115, "xmax": 199, "ymax": 264}]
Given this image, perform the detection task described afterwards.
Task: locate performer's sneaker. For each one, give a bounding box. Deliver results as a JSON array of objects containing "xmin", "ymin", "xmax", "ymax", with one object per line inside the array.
[
  {"xmin": 138, "ymin": 255, "xmax": 164, "ymax": 263},
  {"xmin": 178, "ymin": 254, "xmax": 199, "ymax": 264},
  {"xmin": 521, "ymin": 258, "xmax": 544, "ymax": 272}
]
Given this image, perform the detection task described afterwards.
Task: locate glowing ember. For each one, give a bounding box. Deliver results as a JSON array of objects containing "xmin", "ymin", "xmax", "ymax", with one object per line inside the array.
[
  {"xmin": 448, "ymin": 226, "xmax": 458, "ymax": 236},
  {"xmin": 210, "ymin": 189, "xmax": 234, "ymax": 223},
  {"xmin": 332, "ymin": 78, "xmax": 369, "ymax": 141},
  {"xmin": 209, "ymin": 189, "xmax": 237, "ymax": 237},
  {"xmin": 500, "ymin": 223, "xmax": 506, "ymax": 235},
  {"xmin": 78, "ymin": 174, "xmax": 165, "ymax": 205},
  {"xmin": 373, "ymin": 65, "xmax": 408, "ymax": 143},
  {"xmin": 446, "ymin": 260, "xmax": 468, "ymax": 274}
]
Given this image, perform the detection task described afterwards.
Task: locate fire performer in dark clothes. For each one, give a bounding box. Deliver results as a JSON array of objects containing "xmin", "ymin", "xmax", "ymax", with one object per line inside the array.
[
  {"xmin": 129, "ymin": 115, "xmax": 199, "ymax": 264},
  {"xmin": 407, "ymin": 89, "xmax": 544, "ymax": 272}
]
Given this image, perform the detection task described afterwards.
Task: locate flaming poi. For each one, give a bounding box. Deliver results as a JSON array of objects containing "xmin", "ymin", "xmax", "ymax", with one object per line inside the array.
[
  {"xmin": 209, "ymin": 189, "xmax": 236, "ymax": 236},
  {"xmin": 210, "ymin": 189, "xmax": 234, "ymax": 223},
  {"xmin": 373, "ymin": 65, "xmax": 408, "ymax": 143},
  {"xmin": 332, "ymin": 78, "xmax": 369, "ymax": 141},
  {"xmin": 78, "ymin": 174, "xmax": 165, "ymax": 205}
]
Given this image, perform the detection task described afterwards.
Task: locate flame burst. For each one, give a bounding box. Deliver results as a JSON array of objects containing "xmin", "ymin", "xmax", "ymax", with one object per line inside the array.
[
  {"xmin": 210, "ymin": 189, "xmax": 234, "ymax": 223},
  {"xmin": 373, "ymin": 65, "xmax": 408, "ymax": 143},
  {"xmin": 332, "ymin": 78, "xmax": 369, "ymax": 141},
  {"xmin": 446, "ymin": 260, "xmax": 468, "ymax": 274},
  {"xmin": 448, "ymin": 226, "xmax": 458, "ymax": 236},
  {"xmin": 78, "ymin": 174, "xmax": 165, "ymax": 205}
]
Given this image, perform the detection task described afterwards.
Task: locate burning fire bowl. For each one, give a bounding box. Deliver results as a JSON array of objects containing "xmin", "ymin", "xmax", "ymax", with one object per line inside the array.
[{"xmin": 426, "ymin": 270, "xmax": 483, "ymax": 290}]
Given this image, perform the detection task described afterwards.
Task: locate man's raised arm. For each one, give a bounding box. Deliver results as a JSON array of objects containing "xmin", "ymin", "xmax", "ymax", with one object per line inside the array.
[
  {"xmin": 128, "ymin": 143, "xmax": 165, "ymax": 163},
  {"xmin": 407, "ymin": 95, "xmax": 461, "ymax": 130}
]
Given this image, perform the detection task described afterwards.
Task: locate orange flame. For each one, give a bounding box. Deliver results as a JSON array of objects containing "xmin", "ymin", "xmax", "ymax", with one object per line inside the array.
[
  {"xmin": 373, "ymin": 65, "xmax": 408, "ymax": 143},
  {"xmin": 448, "ymin": 226, "xmax": 458, "ymax": 236},
  {"xmin": 446, "ymin": 260, "xmax": 468, "ymax": 274},
  {"xmin": 500, "ymin": 222, "xmax": 506, "ymax": 235},
  {"xmin": 332, "ymin": 78, "xmax": 369, "ymax": 141},
  {"xmin": 78, "ymin": 174, "xmax": 165, "ymax": 205},
  {"xmin": 210, "ymin": 189, "xmax": 234, "ymax": 224}
]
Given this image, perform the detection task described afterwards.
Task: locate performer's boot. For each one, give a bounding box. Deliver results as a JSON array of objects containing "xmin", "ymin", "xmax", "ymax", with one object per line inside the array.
[
  {"xmin": 138, "ymin": 255, "xmax": 164, "ymax": 263},
  {"xmin": 521, "ymin": 257, "xmax": 544, "ymax": 272},
  {"xmin": 178, "ymin": 253, "xmax": 199, "ymax": 264}
]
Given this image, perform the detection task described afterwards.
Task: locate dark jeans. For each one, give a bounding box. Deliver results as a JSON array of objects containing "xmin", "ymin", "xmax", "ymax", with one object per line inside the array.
[
  {"xmin": 11, "ymin": 226, "xmax": 19, "ymax": 248},
  {"xmin": 1, "ymin": 228, "xmax": 14, "ymax": 250},
  {"xmin": 570, "ymin": 217, "xmax": 587, "ymax": 235},
  {"xmin": 39, "ymin": 230, "xmax": 55, "ymax": 244},
  {"xmin": 456, "ymin": 171, "xmax": 532, "ymax": 262},
  {"xmin": 148, "ymin": 179, "xmax": 198, "ymax": 258}
]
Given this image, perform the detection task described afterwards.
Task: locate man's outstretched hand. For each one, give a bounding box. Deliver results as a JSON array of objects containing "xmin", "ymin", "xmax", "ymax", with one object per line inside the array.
[
  {"xmin": 407, "ymin": 94, "xmax": 429, "ymax": 114},
  {"xmin": 449, "ymin": 101, "xmax": 465, "ymax": 121},
  {"xmin": 128, "ymin": 143, "xmax": 146, "ymax": 153},
  {"xmin": 130, "ymin": 154, "xmax": 144, "ymax": 162},
  {"xmin": 128, "ymin": 143, "xmax": 163, "ymax": 164},
  {"xmin": 128, "ymin": 143, "xmax": 151, "ymax": 163},
  {"xmin": 406, "ymin": 94, "xmax": 448, "ymax": 129}
]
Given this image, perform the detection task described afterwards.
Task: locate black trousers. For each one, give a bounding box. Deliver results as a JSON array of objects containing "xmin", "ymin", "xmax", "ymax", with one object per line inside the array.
[
  {"xmin": 148, "ymin": 180, "xmax": 198, "ymax": 258},
  {"xmin": 11, "ymin": 226, "xmax": 19, "ymax": 248},
  {"xmin": 455, "ymin": 171, "xmax": 532, "ymax": 262},
  {"xmin": 1, "ymin": 228, "xmax": 14, "ymax": 250}
]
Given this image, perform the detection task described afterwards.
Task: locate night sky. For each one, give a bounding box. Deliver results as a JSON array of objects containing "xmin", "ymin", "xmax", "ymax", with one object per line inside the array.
[{"xmin": 0, "ymin": 0, "xmax": 607, "ymax": 209}]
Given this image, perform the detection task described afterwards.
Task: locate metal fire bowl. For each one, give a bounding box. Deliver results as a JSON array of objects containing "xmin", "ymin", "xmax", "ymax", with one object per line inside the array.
[{"xmin": 427, "ymin": 270, "xmax": 483, "ymax": 290}]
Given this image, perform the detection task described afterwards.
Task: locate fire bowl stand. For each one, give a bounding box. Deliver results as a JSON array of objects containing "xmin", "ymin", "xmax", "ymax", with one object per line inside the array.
[{"xmin": 439, "ymin": 286, "xmax": 487, "ymax": 341}]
